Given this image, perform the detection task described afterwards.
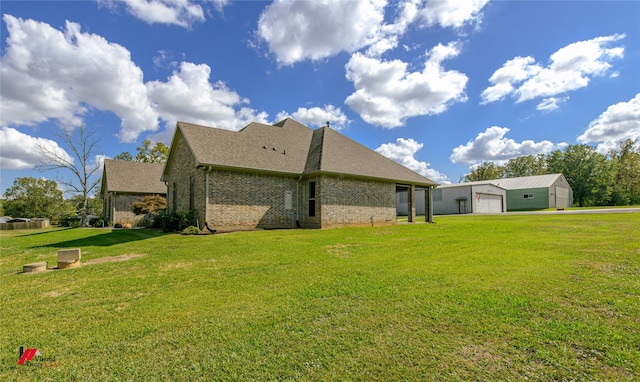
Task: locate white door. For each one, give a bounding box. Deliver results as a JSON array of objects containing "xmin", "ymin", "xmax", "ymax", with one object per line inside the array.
[{"xmin": 476, "ymin": 193, "xmax": 503, "ymax": 213}]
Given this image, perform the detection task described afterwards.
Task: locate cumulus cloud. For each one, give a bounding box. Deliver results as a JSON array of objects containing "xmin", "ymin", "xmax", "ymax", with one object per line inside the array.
[
  {"xmin": 376, "ymin": 138, "xmax": 450, "ymax": 183},
  {"xmin": 578, "ymin": 93, "xmax": 640, "ymax": 153},
  {"xmin": 481, "ymin": 34, "xmax": 625, "ymax": 106},
  {"xmin": 275, "ymin": 105, "xmax": 350, "ymax": 130},
  {"xmin": 98, "ymin": 0, "xmax": 229, "ymax": 28},
  {"xmin": 0, "ymin": 127, "xmax": 72, "ymax": 169},
  {"xmin": 418, "ymin": 0, "xmax": 489, "ymax": 29},
  {"xmin": 0, "ymin": 15, "xmax": 268, "ymax": 146},
  {"xmin": 345, "ymin": 42, "xmax": 468, "ymax": 127},
  {"xmin": 450, "ymin": 126, "xmax": 564, "ymax": 165},
  {"xmin": 257, "ymin": 0, "xmax": 386, "ymax": 65},
  {"xmin": 257, "ymin": 0, "xmax": 490, "ymax": 64},
  {"xmin": 0, "ymin": 15, "xmax": 159, "ymax": 141},
  {"xmin": 146, "ymin": 62, "xmax": 269, "ymax": 136}
]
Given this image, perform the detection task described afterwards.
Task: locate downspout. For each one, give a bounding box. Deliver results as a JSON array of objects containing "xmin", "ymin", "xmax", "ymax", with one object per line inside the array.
[
  {"xmin": 204, "ymin": 166, "xmax": 213, "ymax": 226},
  {"xmin": 296, "ymin": 175, "xmax": 303, "ymax": 227},
  {"xmin": 205, "ymin": 170, "xmax": 209, "ymax": 225}
]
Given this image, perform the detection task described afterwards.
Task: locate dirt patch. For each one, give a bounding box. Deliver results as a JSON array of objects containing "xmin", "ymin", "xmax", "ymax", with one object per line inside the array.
[{"xmin": 84, "ymin": 253, "xmax": 145, "ymax": 264}]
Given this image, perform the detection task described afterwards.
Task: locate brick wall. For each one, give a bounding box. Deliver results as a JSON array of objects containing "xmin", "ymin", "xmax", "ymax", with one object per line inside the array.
[
  {"xmin": 111, "ymin": 193, "xmax": 166, "ymax": 226},
  {"xmin": 319, "ymin": 176, "xmax": 396, "ymax": 228},
  {"xmin": 164, "ymin": 135, "xmax": 206, "ymax": 223},
  {"xmin": 206, "ymin": 170, "xmax": 298, "ymax": 230}
]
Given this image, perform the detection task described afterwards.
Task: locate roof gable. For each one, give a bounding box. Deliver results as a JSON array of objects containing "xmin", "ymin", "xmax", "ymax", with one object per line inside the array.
[
  {"xmin": 102, "ymin": 159, "xmax": 166, "ymax": 194},
  {"xmin": 306, "ymin": 127, "xmax": 436, "ymax": 186}
]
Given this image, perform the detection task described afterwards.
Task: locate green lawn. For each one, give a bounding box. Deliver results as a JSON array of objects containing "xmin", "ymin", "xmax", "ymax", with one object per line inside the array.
[{"xmin": 1, "ymin": 213, "xmax": 639, "ymax": 380}]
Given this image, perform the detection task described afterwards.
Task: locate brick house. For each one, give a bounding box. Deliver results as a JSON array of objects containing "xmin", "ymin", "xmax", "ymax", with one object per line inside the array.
[
  {"xmin": 162, "ymin": 119, "xmax": 437, "ymax": 230},
  {"xmin": 101, "ymin": 159, "xmax": 167, "ymax": 225}
]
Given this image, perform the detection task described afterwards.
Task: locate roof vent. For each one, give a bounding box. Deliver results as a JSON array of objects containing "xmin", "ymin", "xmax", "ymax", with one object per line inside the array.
[{"xmin": 263, "ymin": 145, "xmax": 267, "ymax": 149}]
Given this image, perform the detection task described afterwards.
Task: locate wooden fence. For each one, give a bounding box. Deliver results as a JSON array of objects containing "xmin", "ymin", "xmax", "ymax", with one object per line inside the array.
[{"xmin": 0, "ymin": 220, "xmax": 50, "ymax": 230}]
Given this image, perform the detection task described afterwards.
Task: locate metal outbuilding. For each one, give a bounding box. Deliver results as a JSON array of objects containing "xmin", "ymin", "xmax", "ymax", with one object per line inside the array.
[
  {"xmin": 433, "ymin": 182, "xmax": 507, "ymax": 215},
  {"xmin": 397, "ymin": 183, "xmax": 506, "ymax": 215},
  {"xmin": 489, "ymin": 173, "xmax": 573, "ymax": 210}
]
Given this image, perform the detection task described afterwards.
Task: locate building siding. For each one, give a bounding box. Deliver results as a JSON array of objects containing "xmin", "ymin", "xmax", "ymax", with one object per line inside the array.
[{"xmin": 506, "ymin": 188, "xmax": 549, "ymax": 210}]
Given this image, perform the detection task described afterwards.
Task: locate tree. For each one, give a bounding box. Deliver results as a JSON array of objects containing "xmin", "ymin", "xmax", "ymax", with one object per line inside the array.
[
  {"xmin": 2, "ymin": 177, "xmax": 75, "ymax": 223},
  {"xmin": 113, "ymin": 140, "xmax": 169, "ymax": 163},
  {"xmin": 113, "ymin": 151, "xmax": 134, "ymax": 161},
  {"xmin": 504, "ymin": 154, "xmax": 548, "ymax": 178},
  {"xmin": 464, "ymin": 162, "xmax": 504, "ymax": 182},
  {"xmin": 609, "ymin": 139, "xmax": 640, "ymax": 205},
  {"xmin": 69, "ymin": 195, "xmax": 103, "ymax": 216},
  {"xmin": 131, "ymin": 195, "xmax": 166, "ymax": 215},
  {"xmin": 36, "ymin": 126, "xmax": 102, "ymax": 226},
  {"xmin": 547, "ymin": 144, "xmax": 613, "ymax": 207},
  {"xmin": 135, "ymin": 140, "xmax": 169, "ymax": 163}
]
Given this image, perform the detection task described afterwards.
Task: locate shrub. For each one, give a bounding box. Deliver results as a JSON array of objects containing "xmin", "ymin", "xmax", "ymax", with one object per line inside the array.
[
  {"xmin": 131, "ymin": 195, "xmax": 166, "ymax": 215},
  {"xmin": 181, "ymin": 226, "xmax": 201, "ymax": 235},
  {"xmin": 90, "ymin": 216, "xmax": 109, "ymax": 227},
  {"xmin": 155, "ymin": 210, "xmax": 196, "ymax": 232}
]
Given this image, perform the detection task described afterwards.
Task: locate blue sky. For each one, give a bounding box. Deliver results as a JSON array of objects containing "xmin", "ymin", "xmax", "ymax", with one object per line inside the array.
[{"xmin": 1, "ymin": 0, "xmax": 639, "ymax": 196}]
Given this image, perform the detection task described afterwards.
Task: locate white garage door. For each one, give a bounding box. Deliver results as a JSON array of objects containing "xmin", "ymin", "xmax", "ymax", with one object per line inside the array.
[{"xmin": 476, "ymin": 193, "xmax": 503, "ymax": 213}]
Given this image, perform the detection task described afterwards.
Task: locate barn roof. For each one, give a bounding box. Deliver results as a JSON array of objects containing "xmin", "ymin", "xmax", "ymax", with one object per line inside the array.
[
  {"xmin": 102, "ymin": 159, "xmax": 166, "ymax": 195},
  {"xmin": 450, "ymin": 174, "xmax": 567, "ymax": 190},
  {"xmin": 166, "ymin": 119, "xmax": 436, "ymax": 187}
]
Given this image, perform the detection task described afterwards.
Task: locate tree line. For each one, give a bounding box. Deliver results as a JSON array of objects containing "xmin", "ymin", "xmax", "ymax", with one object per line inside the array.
[{"xmin": 464, "ymin": 140, "xmax": 640, "ymax": 207}]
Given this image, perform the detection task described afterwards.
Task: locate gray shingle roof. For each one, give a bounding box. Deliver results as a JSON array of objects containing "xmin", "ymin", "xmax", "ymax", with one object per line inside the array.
[
  {"xmin": 102, "ymin": 159, "xmax": 166, "ymax": 194},
  {"xmin": 170, "ymin": 119, "xmax": 436, "ymax": 186},
  {"xmin": 176, "ymin": 119, "xmax": 313, "ymax": 174}
]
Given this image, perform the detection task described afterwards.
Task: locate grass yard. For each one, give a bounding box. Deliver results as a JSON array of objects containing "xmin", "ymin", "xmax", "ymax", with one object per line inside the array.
[{"xmin": 1, "ymin": 213, "xmax": 639, "ymax": 380}]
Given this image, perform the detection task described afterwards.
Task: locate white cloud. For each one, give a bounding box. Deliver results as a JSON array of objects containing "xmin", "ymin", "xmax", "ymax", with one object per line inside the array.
[
  {"xmin": 148, "ymin": 62, "xmax": 241, "ymax": 129},
  {"xmin": 418, "ymin": 0, "xmax": 489, "ymax": 29},
  {"xmin": 0, "ymin": 15, "xmax": 159, "ymax": 142},
  {"xmin": 481, "ymin": 34, "xmax": 625, "ymax": 106},
  {"xmin": 376, "ymin": 138, "xmax": 450, "ymax": 183},
  {"xmin": 345, "ymin": 42, "xmax": 468, "ymax": 127},
  {"xmin": 536, "ymin": 96, "xmax": 569, "ymax": 112},
  {"xmin": 450, "ymin": 126, "xmax": 564, "ymax": 165},
  {"xmin": 257, "ymin": 0, "xmax": 386, "ymax": 65},
  {"xmin": 0, "ymin": 15, "xmax": 268, "ymax": 147},
  {"xmin": 578, "ymin": 93, "xmax": 640, "ymax": 153},
  {"xmin": 275, "ymin": 105, "xmax": 350, "ymax": 130},
  {"xmin": 98, "ymin": 0, "xmax": 221, "ymax": 28},
  {"xmin": 0, "ymin": 127, "xmax": 72, "ymax": 169},
  {"xmin": 256, "ymin": 0, "xmax": 490, "ymax": 64}
]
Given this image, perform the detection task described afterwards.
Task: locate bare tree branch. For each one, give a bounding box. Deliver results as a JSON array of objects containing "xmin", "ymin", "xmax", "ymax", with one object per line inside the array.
[{"xmin": 36, "ymin": 126, "xmax": 102, "ymax": 226}]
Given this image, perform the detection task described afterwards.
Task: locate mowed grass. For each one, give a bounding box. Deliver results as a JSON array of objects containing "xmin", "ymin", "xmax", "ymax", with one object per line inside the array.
[{"xmin": 1, "ymin": 213, "xmax": 639, "ymax": 381}]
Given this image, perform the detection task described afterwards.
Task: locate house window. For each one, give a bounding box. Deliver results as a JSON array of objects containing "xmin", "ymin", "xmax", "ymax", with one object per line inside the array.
[
  {"xmin": 173, "ymin": 182, "xmax": 178, "ymax": 211},
  {"xmin": 189, "ymin": 176, "xmax": 195, "ymax": 210},
  {"xmin": 308, "ymin": 181, "xmax": 316, "ymax": 217},
  {"xmin": 523, "ymin": 193, "xmax": 534, "ymax": 199}
]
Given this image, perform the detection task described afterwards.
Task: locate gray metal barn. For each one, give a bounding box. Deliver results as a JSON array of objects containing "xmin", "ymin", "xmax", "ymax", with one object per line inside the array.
[
  {"xmin": 396, "ymin": 174, "xmax": 572, "ymax": 216},
  {"xmin": 433, "ymin": 183, "xmax": 507, "ymax": 215},
  {"xmin": 397, "ymin": 183, "xmax": 506, "ymax": 215},
  {"xmin": 489, "ymin": 173, "xmax": 573, "ymax": 210}
]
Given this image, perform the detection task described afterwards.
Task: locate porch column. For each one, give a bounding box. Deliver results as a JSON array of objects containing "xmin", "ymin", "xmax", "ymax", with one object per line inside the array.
[
  {"xmin": 426, "ymin": 187, "xmax": 433, "ymax": 223},
  {"xmin": 408, "ymin": 184, "xmax": 416, "ymax": 223}
]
